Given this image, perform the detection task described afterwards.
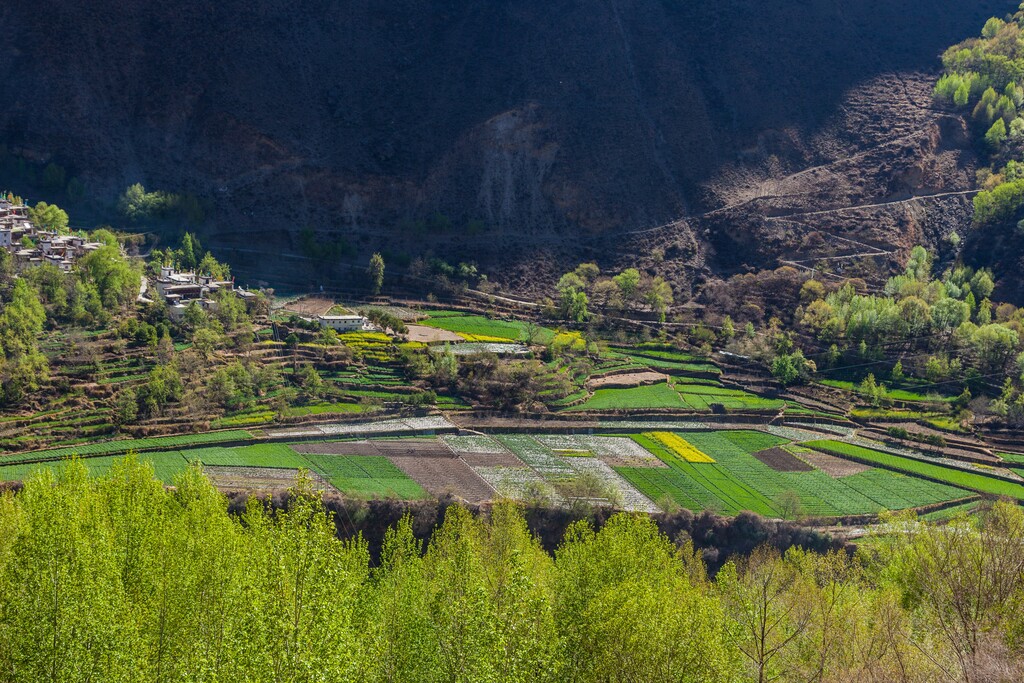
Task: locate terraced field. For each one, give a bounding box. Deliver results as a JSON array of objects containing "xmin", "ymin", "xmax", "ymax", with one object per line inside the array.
[
  {"xmin": 805, "ymin": 441, "xmax": 1024, "ymax": 501},
  {"xmin": 420, "ymin": 312, "xmax": 556, "ymax": 344},
  {"xmin": 564, "ymin": 382, "xmax": 689, "ymax": 411},
  {"xmin": 564, "ymin": 379, "xmax": 784, "ymax": 413},
  {"xmin": 0, "ymin": 451, "xmax": 190, "ymax": 484},
  {"xmin": 617, "ymin": 431, "xmax": 966, "ymax": 517},
  {"xmin": 0, "ymin": 424, "xmax": 978, "ymax": 517},
  {"xmin": 302, "ymin": 454, "xmax": 427, "ymax": 499},
  {"xmin": 180, "ymin": 444, "xmax": 311, "ymax": 469}
]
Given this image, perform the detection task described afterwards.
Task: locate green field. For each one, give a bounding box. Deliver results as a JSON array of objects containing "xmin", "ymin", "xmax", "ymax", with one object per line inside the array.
[
  {"xmin": 820, "ymin": 379, "xmax": 951, "ymax": 403},
  {"xmin": 3, "ymin": 430, "xmax": 254, "ymax": 464},
  {"xmin": 180, "ymin": 444, "xmax": 311, "ymax": 469},
  {"xmin": 608, "ymin": 347, "xmax": 722, "ymax": 374},
  {"xmin": 674, "ymin": 383, "xmax": 784, "ymax": 411},
  {"xmin": 805, "ymin": 441, "xmax": 1024, "ymax": 501},
  {"xmin": 302, "ymin": 454, "xmax": 427, "ymax": 499},
  {"xmin": 565, "ymin": 382, "xmax": 689, "ymax": 411},
  {"xmin": 0, "ymin": 451, "xmax": 190, "ymax": 484},
  {"xmin": 617, "ymin": 432, "xmax": 967, "ymax": 516},
  {"xmin": 564, "ymin": 380, "xmax": 782, "ymax": 413},
  {"xmin": 421, "ymin": 313, "xmax": 555, "ymax": 343},
  {"xmin": 999, "ymin": 451, "xmax": 1024, "ymax": 465},
  {"xmin": 284, "ymin": 402, "xmax": 373, "ymax": 417},
  {"xmin": 920, "ymin": 499, "xmax": 981, "ymax": 521}
]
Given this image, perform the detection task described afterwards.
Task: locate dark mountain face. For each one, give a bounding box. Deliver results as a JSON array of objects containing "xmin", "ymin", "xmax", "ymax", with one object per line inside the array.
[{"xmin": 0, "ymin": 0, "xmax": 1009, "ymax": 286}]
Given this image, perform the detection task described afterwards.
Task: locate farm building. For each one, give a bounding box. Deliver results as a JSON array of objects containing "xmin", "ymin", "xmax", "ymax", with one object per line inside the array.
[{"xmin": 317, "ymin": 314, "xmax": 367, "ymax": 332}]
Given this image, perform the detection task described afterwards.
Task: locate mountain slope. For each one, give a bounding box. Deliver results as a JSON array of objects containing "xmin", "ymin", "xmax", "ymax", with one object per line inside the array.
[{"xmin": 0, "ymin": 0, "xmax": 1008, "ymax": 286}]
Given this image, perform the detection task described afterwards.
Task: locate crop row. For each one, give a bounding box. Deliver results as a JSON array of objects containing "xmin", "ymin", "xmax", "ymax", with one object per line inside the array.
[
  {"xmin": 6, "ymin": 430, "xmax": 254, "ymax": 464},
  {"xmin": 804, "ymin": 441, "xmax": 1024, "ymax": 500},
  {"xmin": 622, "ymin": 431, "xmax": 968, "ymax": 516}
]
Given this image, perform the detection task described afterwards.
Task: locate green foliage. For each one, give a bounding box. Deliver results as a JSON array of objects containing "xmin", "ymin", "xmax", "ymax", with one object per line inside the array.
[
  {"xmin": 136, "ymin": 363, "xmax": 183, "ymax": 417},
  {"xmin": 118, "ymin": 183, "xmax": 205, "ymax": 225},
  {"xmin": 613, "ymin": 268, "xmax": 641, "ymax": 300},
  {"xmin": 1, "ymin": 451, "xmax": 1023, "ymax": 679},
  {"xmin": 368, "ymin": 252, "xmax": 385, "ymax": 294},
  {"xmin": 986, "ymin": 117, "xmax": 1008, "ymax": 149},
  {"xmin": 771, "ymin": 350, "xmax": 814, "ymax": 385},
  {"xmin": 26, "ymin": 201, "xmax": 68, "ymax": 233},
  {"xmin": 0, "ymin": 280, "xmax": 49, "ymax": 405},
  {"xmin": 77, "ymin": 244, "xmax": 142, "ymax": 312}
]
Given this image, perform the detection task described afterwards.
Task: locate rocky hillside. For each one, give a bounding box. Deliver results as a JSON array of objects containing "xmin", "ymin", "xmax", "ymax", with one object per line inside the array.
[{"xmin": 0, "ymin": 0, "xmax": 1009, "ymax": 288}]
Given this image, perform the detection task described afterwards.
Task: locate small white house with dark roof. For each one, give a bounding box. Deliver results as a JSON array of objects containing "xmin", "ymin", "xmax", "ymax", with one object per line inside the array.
[{"xmin": 317, "ymin": 314, "xmax": 367, "ymax": 332}]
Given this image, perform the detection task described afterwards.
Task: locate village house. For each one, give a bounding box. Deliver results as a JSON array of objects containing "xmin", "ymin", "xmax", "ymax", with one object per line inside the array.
[
  {"xmin": 317, "ymin": 314, "xmax": 368, "ymax": 332},
  {"xmin": 0, "ymin": 197, "xmax": 103, "ymax": 272},
  {"xmin": 151, "ymin": 264, "xmax": 258, "ymax": 322}
]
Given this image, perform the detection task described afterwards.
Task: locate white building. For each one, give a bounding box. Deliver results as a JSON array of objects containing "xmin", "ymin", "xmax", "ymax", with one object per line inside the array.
[{"xmin": 317, "ymin": 314, "xmax": 366, "ymax": 332}]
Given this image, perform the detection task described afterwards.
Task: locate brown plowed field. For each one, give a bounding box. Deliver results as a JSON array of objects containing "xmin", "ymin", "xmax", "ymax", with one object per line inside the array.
[
  {"xmin": 372, "ymin": 439, "xmax": 455, "ymax": 458},
  {"xmin": 405, "ymin": 325, "xmax": 463, "ymax": 343},
  {"xmin": 282, "ymin": 296, "xmax": 337, "ymax": 317},
  {"xmin": 798, "ymin": 450, "xmax": 871, "ymax": 477},
  {"xmin": 388, "ymin": 456, "xmax": 495, "ymax": 503},
  {"xmin": 290, "ymin": 440, "xmax": 381, "ymax": 456},
  {"xmin": 588, "ymin": 371, "xmax": 669, "ymax": 389},
  {"xmin": 753, "ymin": 447, "xmax": 814, "ymax": 472},
  {"xmin": 291, "ymin": 439, "xmax": 454, "ymax": 458}
]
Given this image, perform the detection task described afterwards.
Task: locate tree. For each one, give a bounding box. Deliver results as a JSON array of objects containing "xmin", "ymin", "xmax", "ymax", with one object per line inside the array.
[
  {"xmin": 932, "ymin": 297, "xmax": 970, "ymax": 332},
  {"xmin": 720, "ymin": 316, "xmax": 735, "ymax": 340},
  {"xmin": 954, "ymin": 81, "xmax": 970, "ymax": 106},
  {"xmin": 26, "ymin": 201, "xmax": 69, "ymax": 233},
  {"xmin": 982, "ymin": 16, "xmax": 1005, "ymax": 38},
  {"xmin": 771, "ymin": 351, "xmax": 814, "ymax": 386},
  {"xmin": 179, "ymin": 232, "xmax": 201, "ymax": 271},
  {"xmin": 904, "ymin": 246, "xmax": 932, "ymax": 281},
  {"xmin": 369, "ymin": 253, "xmax": 385, "ymax": 294},
  {"xmin": 557, "ymin": 273, "xmax": 589, "ymax": 322},
  {"xmin": 985, "ymin": 118, "xmax": 1007, "ymax": 151},
  {"xmin": 78, "ymin": 245, "xmax": 141, "ymax": 312},
  {"xmin": 112, "ymin": 388, "xmax": 139, "ymax": 426},
  {"xmin": 295, "ymin": 364, "xmax": 324, "ymax": 401},
  {"xmin": 719, "ymin": 546, "xmax": 813, "ymax": 683},
  {"xmin": 891, "ymin": 503, "xmax": 1024, "ymax": 682},
  {"xmin": 644, "ymin": 277, "xmax": 673, "ymax": 322},
  {"xmin": 191, "ymin": 327, "xmax": 222, "ymax": 359},
  {"xmin": 562, "ymin": 290, "xmax": 589, "ymax": 323},
  {"xmin": 197, "ymin": 252, "xmax": 230, "ymax": 279},
  {"xmin": 799, "ymin": 279, "xmax": 826, "ymax": 303},
  {"xmin": 574, "ymin": 262, "xmax": 600, "ymax": 284},
  {"xmin": 0, "ymin": 279, "xmax": 46, "ymax": 357},
  {"xmin": 777, "ymin": 490, "xmax": 803, "ymax": 521},
  {"xmin": 970, "ymin": 269, "xmax": 995, "ymax": 300},
  {"xmin": 613, "ymin": 268, "xmax": 641, "ymax": 300},
  {"xmin": 555, "ymin": 514, "xmax": 734, "ymax": 682},
  {"xmin": 136, "ymin": 364, "xmax": 183, "ymax": 416}
]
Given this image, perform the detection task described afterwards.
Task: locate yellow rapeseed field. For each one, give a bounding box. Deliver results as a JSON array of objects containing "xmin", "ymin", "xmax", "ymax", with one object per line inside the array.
[{"xmin": 646, "ymin": 432, "xmax": 716, "ymax": 463}]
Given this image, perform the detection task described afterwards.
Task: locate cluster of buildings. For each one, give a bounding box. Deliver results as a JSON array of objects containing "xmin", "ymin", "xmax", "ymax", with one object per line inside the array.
[
  {"xmin": 2, "ymin": 198, "xmax": 361, "ymax": 331},
  {"xmin": 151, "ymin": 265, "xmax": 258, "ymax": 321},
  {"xmin": 0, "ymin": 199, "xmax": 104, "ymax": 272}
]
